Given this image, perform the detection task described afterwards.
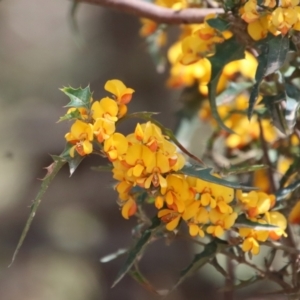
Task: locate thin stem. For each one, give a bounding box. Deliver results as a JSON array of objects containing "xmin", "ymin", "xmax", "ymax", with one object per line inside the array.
[
  {"xmin": 77, "ymin": 0, "xmax": 224, "ymax": 24},
  {"xmin": 258, "ymin": 117, "xmax": 276, "ymax": 193}
]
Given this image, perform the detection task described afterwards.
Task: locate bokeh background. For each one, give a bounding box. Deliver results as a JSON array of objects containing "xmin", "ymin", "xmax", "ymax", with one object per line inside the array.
[{"xmin": 0, "ymin": 1, "xmax": 287, "ymax": 299}]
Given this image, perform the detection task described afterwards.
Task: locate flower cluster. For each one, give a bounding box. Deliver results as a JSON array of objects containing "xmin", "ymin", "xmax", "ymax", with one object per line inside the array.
[
  {"xmin": 241, "ymin": 0, "xmax": 300, "ymax": 39},
  {"xmin": 61, "ymin": 79, "xmax": 288, "ymax": 256},
  {"xmin": 199, "ymin": 94, "xmax": 278, "ymax": 149},
  {"xmin": 112, "ymin": 121, "xmax": 186, "ymax": 219},
  {"xmin": 64, "ymin": 79, "xmax": 134, "ymax": 157}
]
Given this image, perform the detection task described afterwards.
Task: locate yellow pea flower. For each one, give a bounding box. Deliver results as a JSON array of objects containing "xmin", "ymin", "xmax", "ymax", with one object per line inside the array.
[
  {"xmin": 93, "ymin": 118, "xmax": 115, "ymax": 143},
  {"xmin": 158, "ymin": 208, "xmax": 181, "ymax": 231},
  {"xmin": 272, "ymin": 7, "xmax": 298, "ymax": 35},
  {"xmin": 121, "ymin": 197, "xmax": 137, "ymax": 219},
  {"xmin": 288, "ymin": 201, "xmax": 300, "ymax": 224},
  {"xmin": 104, "ymin": 133, "xmax": 128, "ymax": 161},
  {"xmin": 104, "ymin": 79, "xmax": 135, "ymax": 105},
  {"xmin": 91, "ymin": 97, "xmax": 118, "ymax": 122},
  {"xmin": 241, "ymin": 0, "xmax": 260, "ymax": 23},
  {"xmin": 264, "ymin": 211, "xmax": 287, "ymax": 240},
  {"xmin": 65, "ymin": 120, "xmax": 94, "ymax": 157}
]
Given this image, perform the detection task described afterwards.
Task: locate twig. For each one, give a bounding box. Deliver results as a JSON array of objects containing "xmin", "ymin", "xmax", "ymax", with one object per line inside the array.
[
  {"xmin": 77, "ymin": 0, "xmax": 224, "ymax": 24},
  {"xmin": 258, "ymin": 117, "xmax": 276, "ymax": 193}
]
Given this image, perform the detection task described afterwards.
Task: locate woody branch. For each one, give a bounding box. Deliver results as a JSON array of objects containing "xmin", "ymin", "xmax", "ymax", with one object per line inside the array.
[{"xmin": 77, "ymin": 0, "xmax": 224, "ymax": 24}]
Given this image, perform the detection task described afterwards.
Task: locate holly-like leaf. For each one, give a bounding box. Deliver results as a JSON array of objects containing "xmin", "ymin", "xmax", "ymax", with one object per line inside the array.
[
  {"xmin": 111, "ymin": 216, "xmax": 161, "ymax": 288},
  {"xmin": 57, "ymin": 108, "xmax": 82, "ymax": 122},
  {"xmin": 260, "ymin": 92, "xmax": 288, "ymax": 134},
  {"xmin": 206, "ymin": 17, "xmax": 229, "ymax": 32},
  {"xmin": 173, "ymin": 239, "xmax": 227, "ymax": 289},
  {"xmin": 284, "ymin": 83, "xmax": 300, "ymax": 134},
  {"xmin": 91, "ymin": 164, "xmax": 113, "ymax": 172},
  {"xmin": 60, "ymin": 142, "xmax": 85, "ymax": 176},
  {"xmin": 10, "ymin": 155, "xmax": 67, "ymax": 266},
  {"xmin": 276, "ymin": 179, "xmax": 300, "ymax": 202},
  {"xmin": 220, "ymin": 164, "xmax": 268, "ymax": 176},
  {"xmin": 216, "ymin": 82, "xmax": 253, "ymax": 106},
  {"xmin": 180, "ymin": 165, "xmax": 255, "ymax": 190},
  {"xmin": 129, "ymin": 265, "xmax": 167, "ymax": 296},
  {"xmin": 61, "ymin": 86, "xmax": 92, "ymax": 110},
  {"xmin": 208, "ymin": 38, "xmax": 245, "ymax": 132},
  {"xmin": 248, "ymin": 35, "xmax": 289, "ymax": 119},
  {"xmin": 234, "ymin": 215, "xmax": 279, "ymax": 230},
  {"xmin": 100, "ymin": 248, "xmax": 128, "ymax": 263}
]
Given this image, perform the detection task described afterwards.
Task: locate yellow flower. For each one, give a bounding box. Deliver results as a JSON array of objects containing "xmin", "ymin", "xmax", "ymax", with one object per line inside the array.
[
  {"xmin": 272, "ymin": 7, "xmax": 298, "ymax": 35},
  {"xmin": 65, "ymin": 120, "xmax": 94, "ymax": 157},
  {"xmin": 104, "ymin": 133, "xmax": 128, "ymax": 161},
  {"xmin": 93, "ymin": 118, "xmax": 115, "ymax": 143},
  {"xmin": 264, "ymin": 211, "xmax": 287, "ymax": 240},
  {"xmin": 288, "ymin": 201, "xmax": 300, "ymax": 224},
  {"xmin": 158, "ymin": 208, "xmax": 181, "ymax": 231},
  {"xmin": 247, "ymin": 15, "xmax": 270, "ymax": 41},
  {"xmin": 104, "ymin": 79, "xmax": 135, "ymax": 105},
  {"xmin": 91, "ymin": 97, "xmax": 118, "ymax": 122},
  {"xmin": 241, "ymin": 0, "xmax": 260, "ymax": 23},
  {"xmin": 120, "ymin": 197, "xmax": 137, "ymax": 219},
  {"xmin": 239, "ymin": 227, "xmax": 269, "ymax": 255},
  {"xmin": 236, "ymin": 190, "xmax": 276, "ymax": 218},
  {"xmin": 139, "ymin": 18, "xmax": 157, "ymax": 37},
  {"xmin": 207, "ymin": 209, "xmax": 237, "ymax": 237},
  {"xmin": 158, "ymin": 174, "xmax": 190, "ymax": 212}
]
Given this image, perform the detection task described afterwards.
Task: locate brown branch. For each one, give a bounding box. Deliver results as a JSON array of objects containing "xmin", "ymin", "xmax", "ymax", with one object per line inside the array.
[{"xmin": 77, "ymin": 0, "xmax": 224, "ymax": 24}]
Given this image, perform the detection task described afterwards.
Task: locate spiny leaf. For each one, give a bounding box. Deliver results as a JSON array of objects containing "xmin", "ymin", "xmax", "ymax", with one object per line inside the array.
[
  {"xmin": 91, "ymin": 164, "xmax": 113, "ymax": 172},
  {"xmin": 61, "ymin": 86, "xmax": 92, "ymax": 110},
  {"xmin": 235, "ymin": 214, "xmax": 279, "ymax": 230},
  {"xmin": 220, "ymin": 164, "xmax": 268, "ymax": 176},
  {"xmin": 208, "ymin": 38, "xmax": 245, "ymax": 132},
  {"xmin": 284, "ymin": 83, "xmax": 300, "ymax": 134},
  {"xmin": 60, "ymin": 143, "xmax": 85, "ymax": 176},
  {"xmin": 174, "ymin": 239, "xmax": 227, "ymax": 289},
  {"xmin": 180, "ymin": 165, "xmax": 255, "ymax": 190},
  {"xmin": 206, "ymin": 17, "xmax": 229, "ymax": 32},
  {"xmin": 10, "ymin": 156, "xmax": 66, "ymax": 266},
  {"xmin": 216, "ymin": 82, "xmax": 253, "ymax": 106},
  {"xmin": 248, "ymin": 35, "xmax": 289, "ymax": 119},
  {"xmin": 129, "ymin": 265, "xmax": 168, "ymax": 296},
  {"xmin": 57, "ymin": 108, "xmax": 82, "ymax": 122},
  {"xmin": 280, "ymin": 157, "xmax": 300, "ymax": 188},
  {"xmin": 260, "ymin": 92, "xmax": 288, "ymax": 134},
  {"xmin": 100, "ymin": 248, "xmax": 128, "ymax": 263},
  {"xmin": 276, "ymin": 179, "xmax": 300, "ymax": 202},
  {"xmin": 111, "ymin": 216, "xmax": 161, "ymax": 288}
]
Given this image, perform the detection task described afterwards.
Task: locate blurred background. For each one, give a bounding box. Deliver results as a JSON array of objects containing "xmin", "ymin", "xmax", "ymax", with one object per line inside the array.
[{"xmin": 0, "ymin": 1, "xmax": 286, "ymax": 299}]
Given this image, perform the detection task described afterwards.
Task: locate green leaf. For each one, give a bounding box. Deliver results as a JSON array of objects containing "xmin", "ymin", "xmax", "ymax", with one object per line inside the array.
[
  {"xmin": 111, "ymin": 216, "xmax": 161, "ymax": 288},
  {"xmin": 280, "ymin": 157, "xmax": 300, "ymax": 188},
  {"xmin": 276, "ymin": 179, "xmax": 300, "ymax": 202},
  {"xmin": 234, "ymin": 215, "xmax": 279, "ymax": 230},
  {"xmin": 220, "ymin": 164, "xmax": 268, "ymax": 176},
  {"xmin": 174, "ymin": 240, "xmax": 227, "ymax": 289},
  {"xmin": 284, "ymin": 83, "xmax": 300, "ymax": 133},
  {"xmin": 60, "ymin": 143, "xmax": 85, "ymax": 176},
  {"xmin": 216, "ymin": 82, "xmax": 253, "ymax": 106},
  {"xmin": 57, "ymin": 108, "xmax": 82, "ymax": 122},
  {"xmin": 206, "ymin": 17, "xmax": 229, "ymax": 32},
  {"xmin": 100, "ymin": 248, "xmax": 128, "ymax": 263},
  {"xmin": 10, "ymin": 156, "xmax": 67, "ymax": 266},
  {"xmin": 260, "ymin": 92, "xmax": 288, "ymax": 134},
  {"xmin": 91, "ymin": 164, "xmax": 113, "ymax": 172},
  {"xmin": 208, "ymin": 38, "xmax": 245, "ymax": 132},
  {"xmin": 129, "ymin": 265, "xmax": 167, "ymax": 296},
  {"xmin": 248, "ymin": 35, "xmax": 289, "ymax": 119},
  {"xmin": 61, "ymin": 86, "xmax": 92, "ymax": 110},
  {"xmin": 180, "ymin": 165, "xmax": 255, "ymax": 190}
]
